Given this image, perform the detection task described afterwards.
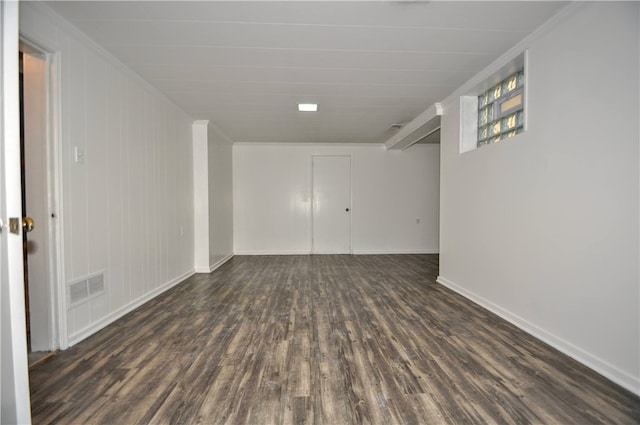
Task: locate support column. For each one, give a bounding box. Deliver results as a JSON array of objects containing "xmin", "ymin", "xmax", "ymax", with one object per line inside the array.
[{"xmin": 193, "ymin": 120, "xmax": 210, "ymax": 272}]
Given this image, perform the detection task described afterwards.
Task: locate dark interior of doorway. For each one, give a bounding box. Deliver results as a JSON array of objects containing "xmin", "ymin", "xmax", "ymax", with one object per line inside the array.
[{"xmin": 19, "ymin": 51, "xmax": 31, "ymax": 353}]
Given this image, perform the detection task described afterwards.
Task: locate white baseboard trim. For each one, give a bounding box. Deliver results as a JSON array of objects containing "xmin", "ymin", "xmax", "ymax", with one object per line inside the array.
[
  {"xmin": 436, "ymin": 275, "xmax": 640, "ymax": 396},
  {"xmin": 352, "ymin": 249, "xmax": 439, "ymax": 255},
  {"xmin": 234, "ymin": 250, "xmax": 439, "ymax": 256},
  {"xmin": 234, "ymin": 250, "xmax": 311, "ymax": 255},
  {"xmin": 194, "ymin": 267, "xmax": 211, "ymax": 273},
  {"xmin": 209, "ymin": 253, "xmax": 234, "ymax": 272},
  {"xmin": 193, "ymin": 254, "xmax": 233, "ymax": 274},
  {"xmin": 68, "ymin": 269, "xmax": 195, "ymax": 346}
]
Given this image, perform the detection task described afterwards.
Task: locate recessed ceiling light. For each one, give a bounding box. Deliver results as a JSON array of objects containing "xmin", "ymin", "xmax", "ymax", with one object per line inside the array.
[{"xmin": 298, "ymin": 103, "xmax": 318, "ymax": 112}]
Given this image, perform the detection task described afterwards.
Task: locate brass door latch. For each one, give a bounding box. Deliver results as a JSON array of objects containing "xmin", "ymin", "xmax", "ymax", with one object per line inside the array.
[{"xmin": 7, "ymin": 217, "xmax": 34, "ymax": 234}]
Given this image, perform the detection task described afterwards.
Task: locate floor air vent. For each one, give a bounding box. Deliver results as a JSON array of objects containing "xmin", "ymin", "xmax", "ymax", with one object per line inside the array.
[{"xmin": 69, "ymin": 272, "xmax": 105, "ymax": 306}]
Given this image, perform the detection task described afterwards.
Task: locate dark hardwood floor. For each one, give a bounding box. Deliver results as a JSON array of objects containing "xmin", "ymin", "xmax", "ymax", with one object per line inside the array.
[{"xmin": 29, "ymin": 255, "xmax": 640, "ymax": 424}]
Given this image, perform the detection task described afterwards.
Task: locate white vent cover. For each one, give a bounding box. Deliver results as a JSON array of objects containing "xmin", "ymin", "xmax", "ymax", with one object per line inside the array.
[
  {"xmin": 69, "ymin": 281, "xmax": 88, "ymax": 304},
  {"xmin": 69, "ymin": 272, "xmax": 105, "ymax": 306}
]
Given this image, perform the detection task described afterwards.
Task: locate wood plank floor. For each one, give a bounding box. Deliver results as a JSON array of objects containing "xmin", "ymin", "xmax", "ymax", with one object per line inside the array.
[{"xmin": 29, "ymin": 255, "xmax": 640, "ymax": 424}]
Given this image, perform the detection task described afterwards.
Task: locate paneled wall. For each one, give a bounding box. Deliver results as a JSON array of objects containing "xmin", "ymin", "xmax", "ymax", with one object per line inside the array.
[
  {"xmin": 233, "ymin": 143, "xmax": 440, "ymax": 255},
  {"xmin": 21, "ymin": 3, "xmax": 195, "ymax": 346},
  {"xmin": 208, "ymin": 124, "xmax": 234, "ymax": 268},
  {"xmin": 192, "ymin": 121, "xmax": 234, "ymax": 272},
  {"xmin": 193, "ymin": 121, "xmax": 210, "ymax": 271},
  {"xmin": 438, "ymin": 2, "xmax": 639, "ymax": 393}
]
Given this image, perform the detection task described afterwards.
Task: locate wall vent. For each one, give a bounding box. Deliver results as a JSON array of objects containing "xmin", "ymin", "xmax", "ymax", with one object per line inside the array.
[{"xmin": 68, "ymin": 272, "xmax": 105, "ymax": 307}]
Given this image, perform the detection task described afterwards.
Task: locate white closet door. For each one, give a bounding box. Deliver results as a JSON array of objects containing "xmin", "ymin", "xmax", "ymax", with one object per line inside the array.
[{"xmin": 312, "ymin": 155, "xmax": 351, "ymax": 254}]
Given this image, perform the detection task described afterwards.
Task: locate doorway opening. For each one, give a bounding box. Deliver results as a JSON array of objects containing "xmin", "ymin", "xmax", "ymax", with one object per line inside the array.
[{"xmin": 19, "ymin": 40, "xmax": 61, "ymax": 365}]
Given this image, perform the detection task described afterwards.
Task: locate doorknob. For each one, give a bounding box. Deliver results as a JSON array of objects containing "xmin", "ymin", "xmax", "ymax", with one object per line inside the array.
[{"xmin": 22, "ymin": 216, "xmax": 34, "ymax": 233}]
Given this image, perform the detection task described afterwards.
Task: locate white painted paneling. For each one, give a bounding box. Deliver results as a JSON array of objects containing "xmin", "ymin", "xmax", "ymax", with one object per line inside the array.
[
  {"xmin": 68, "ymin": 20, "xmax": 526, "ymax": 55},
  {"xmin": 67, "ymin": 35, "xmax": 89, "ymax": 283},
  {"xmin": 53, "ymin": 1, "xmax": 564, "ymax": 32},
  {"xmin": 193, "ymin": 121, "xmax": 210, "ymax": 272},
  {"xmin": 438, "ymin": 3, "xmax": 639, "ymax": 394},
  {"xmin": 20, "ymin": 2, "xmax": 195, "ymax": 346},
  {"xmin": 233, "ymin": 144, "xmax": 439, "ymax": 255},
  {"xmin": 233, "ymin": 145, "xmax": 312, "ymax": 254},
  {"xmin": 312, "ymin": 156, "xmax": 352, "ymax": 254},
  {"xmin": 192, "ymin": 121, "xmax": 234, "ymax": 272},
  {"xmin": 106, "ymin": 69, "xmax": 125, "ymax": 313},
  {"xmin": 208, "ymin": 124, "xmax": 234, "ymax": 269},
  {"xmin": 352, "ymin": 145, "xmax": 440, "ymax": 253},
  {"xmin": 85, "ymin": 47, "xmax": 110, "ymax": 326},
  {"xmin": 46, "ymin": 1, "xmax": 567, "ymax": 145},
  {"xmin": 135, "ymin": 64, "xmax": 475, "ymax": 87},
  {"xmin": 169, "ymin": 90, "xmax": 440, "ymax": 112},
  {"xmin": 114, "ymin": 45, "xmax": 495, "ymax": 73}
]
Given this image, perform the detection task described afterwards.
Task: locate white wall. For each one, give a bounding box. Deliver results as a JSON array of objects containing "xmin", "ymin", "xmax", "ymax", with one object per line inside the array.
[
  {"xmin": 193, "ymin": 121, "xmax": 210, "ymax": 272},
  {"xmin": 438, "ymin": 2, "xmax": 639, "ymax": 394},
  {"xmin": 20, "ymin": 3, "xmax": 195, "ymax": 346},
  {"xmin": 208, "ymin": 124, "xmax": 234, "ymax": 268},
  {"xmin": 193, "ymin": 122, "xmax": 233, "ymax": 272},
  {"xmin": 233, "ymin": 143, "xmax": 439, "ymax": 255}
]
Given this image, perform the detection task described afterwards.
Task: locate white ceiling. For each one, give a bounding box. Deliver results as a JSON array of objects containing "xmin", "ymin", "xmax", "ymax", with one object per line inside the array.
[{"xmin": 46, "ymin": 1, "xmax": 568, "ymax": 144}]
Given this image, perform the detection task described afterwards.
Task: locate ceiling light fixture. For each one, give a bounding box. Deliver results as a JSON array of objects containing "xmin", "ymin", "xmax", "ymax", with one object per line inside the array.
[{"xmin": 298, "ymin": 103, "xmax": 318, "ymax": 112}]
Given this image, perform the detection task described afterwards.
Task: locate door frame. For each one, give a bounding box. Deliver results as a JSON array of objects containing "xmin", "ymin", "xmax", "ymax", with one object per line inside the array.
[
  {"xmin": 19, "ymin": 36, "xmax": 67, "ymax": 351},
  {"xmin": 310, "ymin": 154, "xmax": 352, "ymax": 254}
]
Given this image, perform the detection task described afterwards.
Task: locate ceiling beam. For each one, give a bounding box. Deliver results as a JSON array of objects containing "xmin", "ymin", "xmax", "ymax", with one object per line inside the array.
[{"xmin": 384, "ymin": 103, "xmax": 443, "ymax": 150}]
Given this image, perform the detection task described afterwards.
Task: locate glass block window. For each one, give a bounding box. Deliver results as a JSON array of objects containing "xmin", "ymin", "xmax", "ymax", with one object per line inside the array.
[{"xmin": 477, "ymin": 70, "xmax": 525, "ymax": 147}]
